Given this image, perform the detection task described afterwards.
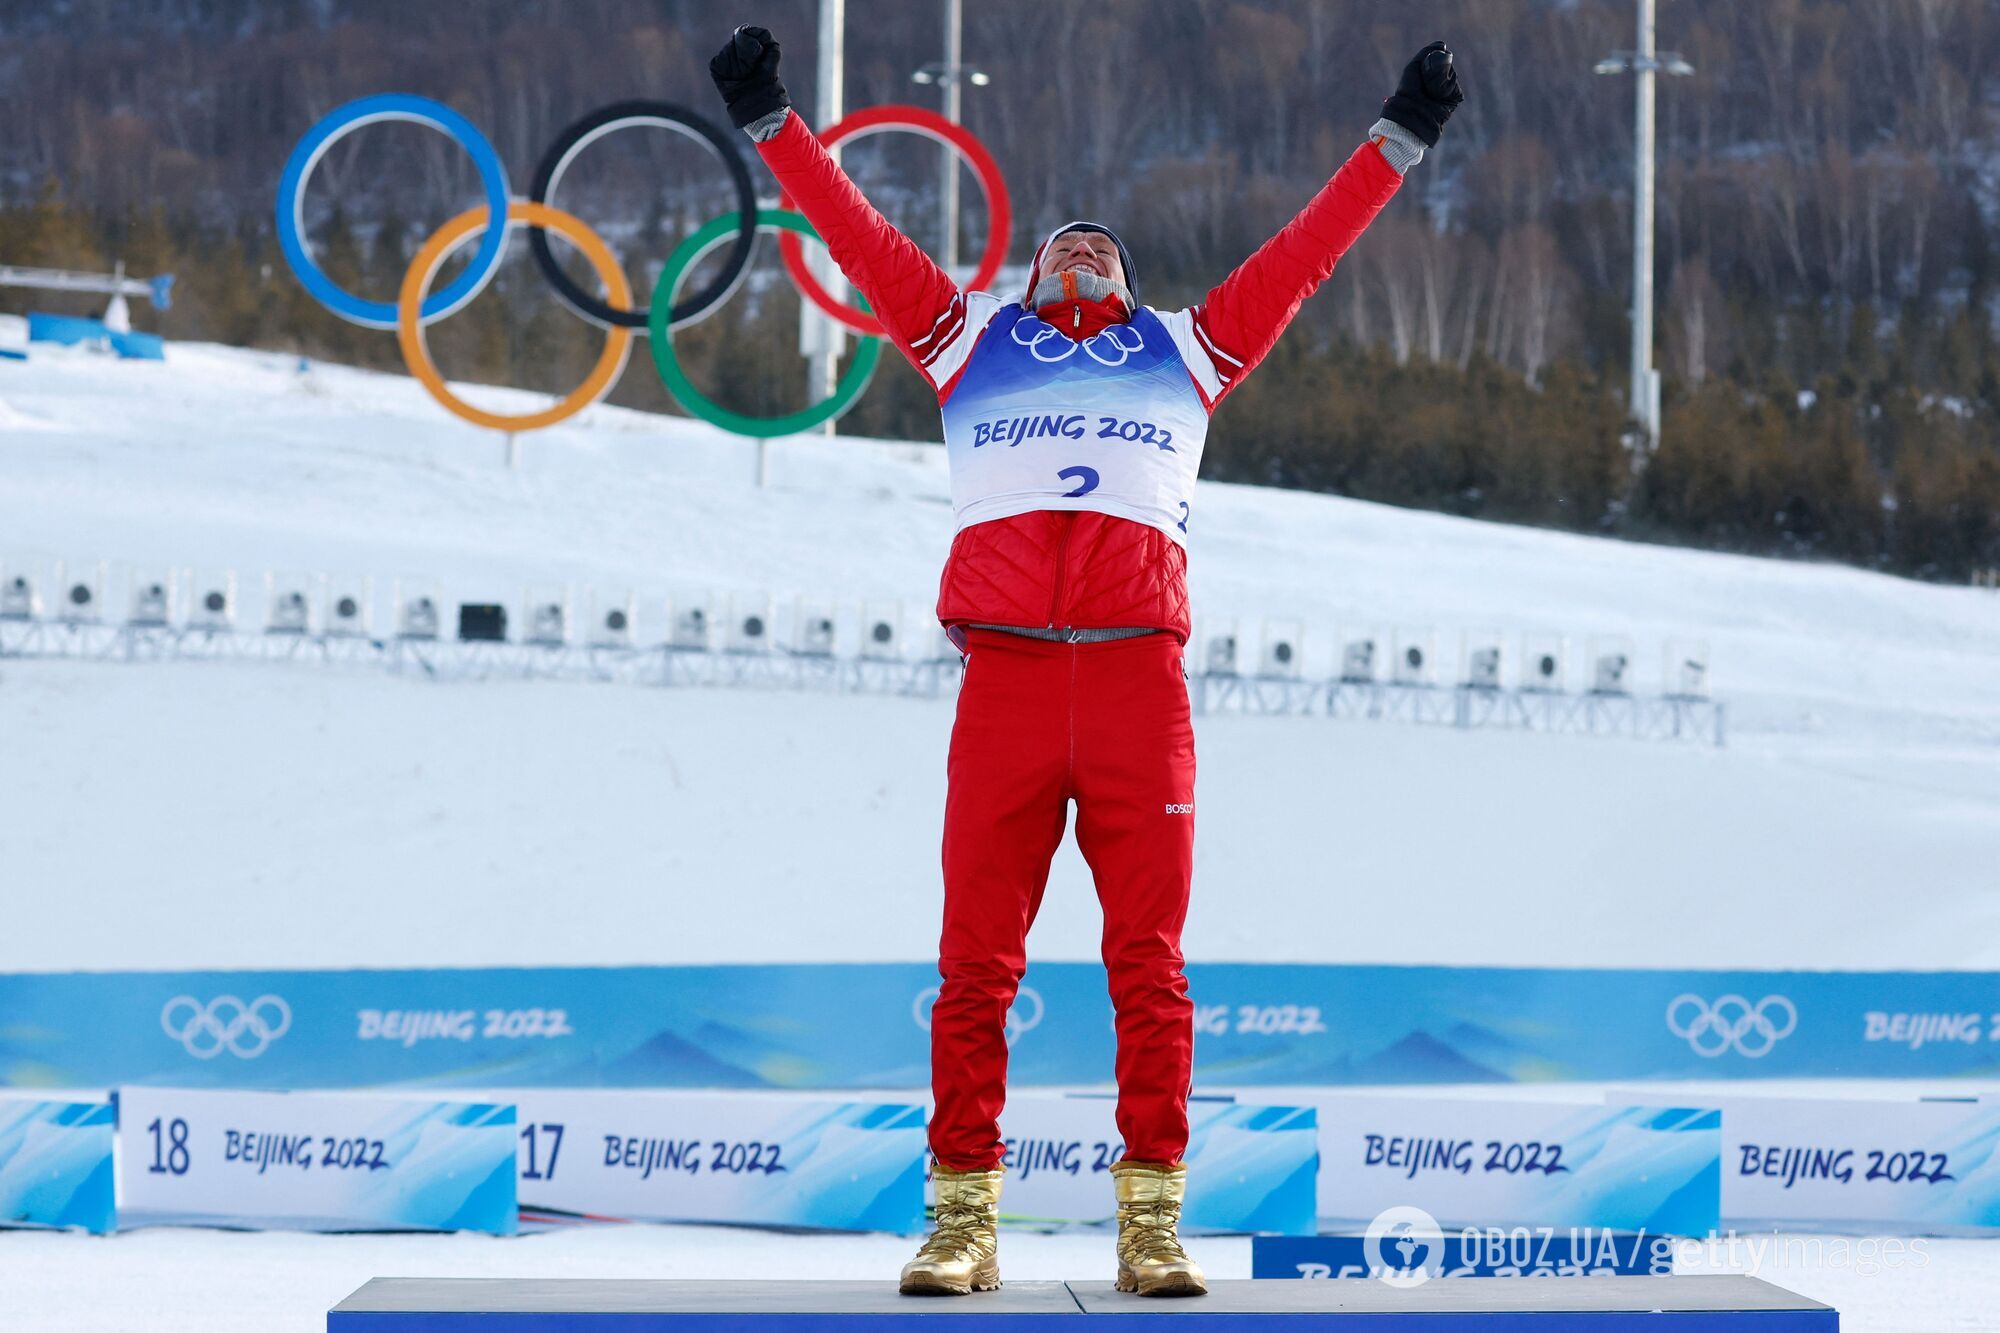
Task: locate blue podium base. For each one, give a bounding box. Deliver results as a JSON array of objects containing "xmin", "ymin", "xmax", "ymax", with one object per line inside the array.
[{"xmin": 330, "ymin": 1277, "xmax": 1835, "ymax": 1331}]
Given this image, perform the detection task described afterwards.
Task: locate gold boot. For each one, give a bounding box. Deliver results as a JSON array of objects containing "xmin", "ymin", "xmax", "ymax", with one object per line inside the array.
[
  {"xmin": 1111, "ymin": 1158, "xmax": 1207, "ymax": 1297},
  {"xmin": 899, "ymin": 1164, "xmax": 1003, "ymax": 1296}
]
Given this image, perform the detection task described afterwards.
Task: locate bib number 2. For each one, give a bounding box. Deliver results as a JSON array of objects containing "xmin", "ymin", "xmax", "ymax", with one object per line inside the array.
[{"xmin": 1058, "ymin": 466, "xmax": 1100, "ymax": 498}]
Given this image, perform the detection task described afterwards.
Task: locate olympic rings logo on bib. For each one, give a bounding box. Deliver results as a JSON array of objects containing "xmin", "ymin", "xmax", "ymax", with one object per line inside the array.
[
  {"xmin": 1010, "ymin": 317, "xmax": 1147, "ymax": 367},
  {"xmin": 276, "ymin": 95, "xmax": 1012, "ymax": 437}
]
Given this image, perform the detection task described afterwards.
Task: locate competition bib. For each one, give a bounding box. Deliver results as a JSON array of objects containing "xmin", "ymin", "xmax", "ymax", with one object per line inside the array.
[{"xmin": 939, "ymin": 305, "xmax": 1208, "ymax": 546}]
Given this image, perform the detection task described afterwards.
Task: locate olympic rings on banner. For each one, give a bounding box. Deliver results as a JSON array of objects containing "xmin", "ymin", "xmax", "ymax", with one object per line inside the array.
[
  {"xmin": 399, "ymin": 201, "xmax": 634, "ymax": 433},
  {"xmin": 278, "ymin": 93, "xmax": 513, "ymax": 329},
  {"xmin": 777, "ymin": 105, "xmax": 1012, "ymax": 337},
  {"xmin": 527, "ymin": 100, "xmax": 758, "ymax": 331},
  {"xmin": 650, "ymin": 209, "xmax": 883, "ymax": 439}
]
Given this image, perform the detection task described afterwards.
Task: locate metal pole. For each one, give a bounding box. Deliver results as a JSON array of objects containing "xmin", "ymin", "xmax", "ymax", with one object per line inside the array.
[
  {"xmin": 941, "ymin": 0, "xmax": 962, "ymax": 273},
  {"xmin": 1631, "ymin": 0, "xmax": 1659, "ymax": 447},
  {"xmin": 797, "ymin": 0, "xmax": 846, "ymax": 448}
]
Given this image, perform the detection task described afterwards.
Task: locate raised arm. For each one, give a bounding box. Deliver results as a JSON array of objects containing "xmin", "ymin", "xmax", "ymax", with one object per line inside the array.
[
  {"xmin": 710, "ymin": 26, "xmax": 960, "ymax": 384},
  {"xmin": 1167, "ymin": 41, "xmax": 1466, "ymax": 409}
]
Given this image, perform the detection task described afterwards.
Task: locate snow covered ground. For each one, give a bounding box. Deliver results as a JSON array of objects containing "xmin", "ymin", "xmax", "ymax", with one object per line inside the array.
[
  {"xmin": 4, "ymin": 333, "xmax": 2000, "ymax": 1328},
  {"xmin": 2, "ymin": 334, "xmax": 1998, "ymax": 971}
]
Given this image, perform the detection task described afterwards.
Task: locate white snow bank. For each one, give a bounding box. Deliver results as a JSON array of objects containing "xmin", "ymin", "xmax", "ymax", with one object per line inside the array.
[{"xmin": 0, "ymin": 339, "xmax": 1996, "ymax": 972}]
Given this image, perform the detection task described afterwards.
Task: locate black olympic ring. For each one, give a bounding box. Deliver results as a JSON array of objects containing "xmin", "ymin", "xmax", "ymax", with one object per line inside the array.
[{"xmin": 527, "ymin": 100, "xmax": 758, "ymax": 332}]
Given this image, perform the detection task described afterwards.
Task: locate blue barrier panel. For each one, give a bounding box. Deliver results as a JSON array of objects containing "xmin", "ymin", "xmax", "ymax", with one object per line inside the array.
[
  {"xmin": 26, "ymin": 312, "xmax": 106, "ymax": 345},
  {"xmin": 4, "ymin": 962, "xmax": 1998, "ymax": 1091},
  {"xmin": 0, "ymin": 1098, "xmax": 115, "ymax": 1233},
  {"xmin": 327, "ymin": 1276, "xmax": 1837, "ymax": 1331},
  {"xmin": 21, "ymin": 314, "xmax": 163, "ymax": 357},
  {"xmin": 110, "ymin": 329, "xmax": 165, "ymax": 360}
]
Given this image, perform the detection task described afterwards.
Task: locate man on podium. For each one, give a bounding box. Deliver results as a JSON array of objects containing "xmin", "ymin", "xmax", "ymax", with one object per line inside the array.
[{"xmin": 709, "ymin": 24, "xmax": 1463, "ymax": 1297}]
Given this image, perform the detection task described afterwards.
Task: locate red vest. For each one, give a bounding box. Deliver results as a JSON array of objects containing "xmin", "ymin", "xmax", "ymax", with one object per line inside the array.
[
  {"xmin": 937, "ymin": 508, "xmax": 1192, "ymax": 643},
  {"xmin": 933, "ymin": 287, "xmax": 1192, "ymax": 642},
  {"xmin": 754, "ymin": 112, "xmax": 1404, "ymax": 648}
]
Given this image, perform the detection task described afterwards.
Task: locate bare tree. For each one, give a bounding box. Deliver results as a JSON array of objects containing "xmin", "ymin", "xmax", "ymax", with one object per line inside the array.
[{"xmin": 1665, "ymin": 254, "xmax": 1727, "ymax": 387}]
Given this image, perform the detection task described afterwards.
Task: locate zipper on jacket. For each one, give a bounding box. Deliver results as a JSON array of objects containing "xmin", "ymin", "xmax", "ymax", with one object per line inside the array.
[{"xmin": 1046, "ymin": 512, "xmax": 1077, "ymax": 630}]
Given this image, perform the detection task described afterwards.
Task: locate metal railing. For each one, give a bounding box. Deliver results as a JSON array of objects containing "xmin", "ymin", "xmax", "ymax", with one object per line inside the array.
[
  {"xmin": 0, "ymin": 620, "xmax": 961, "ymax": 700},
  {"xmin": 1191, "ymin": 672, "xmax": 1724, "ymax": 746},
  {"xmin": 2, "ymin": 616, "xmax": 1723, "ymax": 746}
]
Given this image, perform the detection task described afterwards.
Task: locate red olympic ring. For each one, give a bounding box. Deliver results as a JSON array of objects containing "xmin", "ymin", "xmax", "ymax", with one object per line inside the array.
[{"xmin": 778, "ymin": 104, "xmax": 1012, "ymax": 337}]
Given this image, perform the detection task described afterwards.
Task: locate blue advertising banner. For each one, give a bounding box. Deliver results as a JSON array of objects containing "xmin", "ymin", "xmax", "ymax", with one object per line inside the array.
[
  {"xmin": 116, "ymin": 1087, "xmax": 518, "ymax": 1233},
  {"xmin": 508, "ymin": 1090, "xmax": 926, "ymax": 1233},
  {"xmin": 996, "ymin": 1095, "xmax": 1315, "ymax": 1234},
  {"xmin": 0, "ymin": 1097, "xmax": 115, "ymax": 1233},
  {"xmin": 1301, "ymin": 1096, "xmax": 1720, "ymax": 1235},
  {"xmin": 3, "ymin": 964, "xmax": 1998, "ymax": 1092},
  {"xmin": 1608, "ymin": 1091, "xmax": 2000, "ymax": 1235},
  {"xmin": 1251, "ymin": 1230, "xmax": 1676, "ymax": 1279}
]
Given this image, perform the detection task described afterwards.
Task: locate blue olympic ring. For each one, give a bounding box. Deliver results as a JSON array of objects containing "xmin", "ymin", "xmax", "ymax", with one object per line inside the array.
[{"xmin": 276, "ymin": 93, "xmax": 512, "ymax": 330}]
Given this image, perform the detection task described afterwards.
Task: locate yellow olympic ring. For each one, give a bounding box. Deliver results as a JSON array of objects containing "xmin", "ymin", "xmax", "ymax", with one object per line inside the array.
[{"xmin": 397, "ymin": 200, "xmax": 633, "ymax": 432}]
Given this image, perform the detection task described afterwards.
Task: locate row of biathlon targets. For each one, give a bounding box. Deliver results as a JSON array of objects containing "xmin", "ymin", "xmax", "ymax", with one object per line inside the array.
[
  {"xmin": 0, "ymin": 559, "xmax": 944, "ymax": 661},
  {"xmin": 1193, "ymin": 621, "xmax": 1710, "ymax": 698},
  {"xmin": 0, "ymin": 559, "xmax": 1710, "ymax": 696}
]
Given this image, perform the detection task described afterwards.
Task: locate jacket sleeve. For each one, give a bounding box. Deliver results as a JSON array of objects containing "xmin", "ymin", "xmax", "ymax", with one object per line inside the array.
[
  {"xmin": 755, "ymin": 110, "xmax": 966, "ymax": 390},
  {"xmin": 1157, "ymin": 139, "xmax": 1404, "ymax": 410}
]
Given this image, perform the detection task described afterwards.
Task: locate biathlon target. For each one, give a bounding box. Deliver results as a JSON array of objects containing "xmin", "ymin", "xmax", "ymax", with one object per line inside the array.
[{"xmin": 527, "ymin": 101, "xmax": 758, "ymax": 331}]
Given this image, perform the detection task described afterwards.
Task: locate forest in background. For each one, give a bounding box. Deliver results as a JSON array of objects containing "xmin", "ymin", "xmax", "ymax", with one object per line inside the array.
[{"xmin": 2, "ymin": 0, "xmax": 1997, "ymax": 579}]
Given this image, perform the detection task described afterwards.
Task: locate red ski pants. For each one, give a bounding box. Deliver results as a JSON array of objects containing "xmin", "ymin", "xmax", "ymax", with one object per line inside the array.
[{"xmin": 929, "ymin": 628, "xmax": 1196, "ymax": 1171}]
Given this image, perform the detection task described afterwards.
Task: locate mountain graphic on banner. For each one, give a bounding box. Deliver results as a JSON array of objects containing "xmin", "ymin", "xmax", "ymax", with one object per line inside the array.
[
  {"xmin": 1351, "ymin": 1032, "xmax": 1506, "ymax": 1083},
  {"xmin": 591, "ymin": 1029, "xmax": 766, "ymax": 1087}
]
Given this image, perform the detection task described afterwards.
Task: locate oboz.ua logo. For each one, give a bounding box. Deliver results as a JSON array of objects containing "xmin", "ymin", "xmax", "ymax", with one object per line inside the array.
[
  {"xmin": 914, "ymin": 984, "xmax": 1044, "ymax": 1047},
  {"xmin": 1666, "ymin": 993, "xmax": 1796, "ymax": 1059},
  {"xmin": 1363, "ymin": 1205, "xmax": 1445, "ymax": 1288},
  {"xmin": 161, "ymin": 994, "xmax": 292, "ymax": 1059}
]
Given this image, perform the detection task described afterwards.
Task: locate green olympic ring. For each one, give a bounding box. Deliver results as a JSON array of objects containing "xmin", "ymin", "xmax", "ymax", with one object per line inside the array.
[{"xmin": 650, "ymin": 208, "xmax": 882, "ymax": 439}]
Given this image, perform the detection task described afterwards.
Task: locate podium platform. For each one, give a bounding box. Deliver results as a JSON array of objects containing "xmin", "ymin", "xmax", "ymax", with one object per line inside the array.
[{"xmin": 330, "ymin": 1276, "xmax": 1836, "ymax": 1331}]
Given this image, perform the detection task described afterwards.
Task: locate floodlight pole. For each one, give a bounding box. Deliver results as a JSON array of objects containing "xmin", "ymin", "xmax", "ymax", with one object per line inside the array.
[
  {"xmin": 942, "ymin": 0, "xmax": 962, "ymax": 271},
  {"xmin": 1596, "ymin": 0, "xmax": 1692, "ymax": 454},
  {"xmin": 912, "ymin": 1, "xmax": 988, "ymax": 276},
  {"xmin": 1630, "ymin": 0, "xmax": 1659, "ymax": 448},
  {"xmin": 796, "ymin": 0, "xmax": 846, "ymax": 455}
]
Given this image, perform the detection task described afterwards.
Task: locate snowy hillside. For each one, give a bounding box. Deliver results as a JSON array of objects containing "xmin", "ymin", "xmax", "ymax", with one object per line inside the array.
[{"xmin": 3, "ymin": 333, "xmax": 1998, "ymax": 973}]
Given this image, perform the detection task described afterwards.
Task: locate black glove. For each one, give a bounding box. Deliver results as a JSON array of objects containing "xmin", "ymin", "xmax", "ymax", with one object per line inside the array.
[
  {"xmin": 709, "ymin": 25, "xmax": 790, "ymax": 130},
  {"xmin": 1380, "ymin": 40, "xmax": 1464, "ymax": 148}
]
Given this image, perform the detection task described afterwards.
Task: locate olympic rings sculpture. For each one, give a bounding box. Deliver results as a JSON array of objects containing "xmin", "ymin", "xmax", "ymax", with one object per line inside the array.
[
  {"xmin": 650, "ymin": 209, "xmax": 884, "ymax": 438},
  {"xmin": 276, "ymin": 93, "xmax": 1013, "ymax": 437},
  {"xmin": 777, "ymin": 104, "xmax": 1012, "ymax": 337}
]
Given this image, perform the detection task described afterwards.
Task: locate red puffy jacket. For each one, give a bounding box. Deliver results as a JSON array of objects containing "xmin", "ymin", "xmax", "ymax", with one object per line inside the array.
[{"xmin": 757, "ymin": 112, "xmax": 1403, "ymax": 643}]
